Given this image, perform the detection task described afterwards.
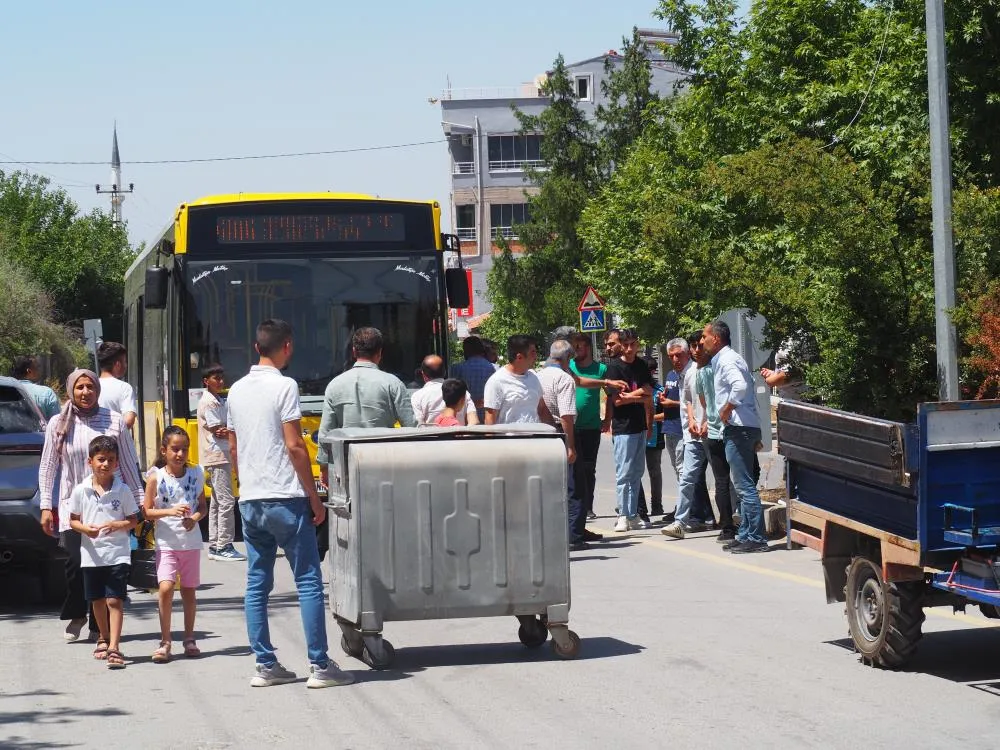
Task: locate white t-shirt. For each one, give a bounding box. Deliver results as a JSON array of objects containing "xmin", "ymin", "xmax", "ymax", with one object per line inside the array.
[
  {"xmin": 535, "ymin": 365, "xmax": 577, "ymax": 420},
  {"xmin": 98, "ymin": 376, "xmax": 137, "ymax": 417},
  {"xmin": 411, "ymin": 379, "xmax": 477, "ymax": 426},
  {"xmin": 483, "ymin": 367, "xmax": 544, "ymax": 424},
  {"xmin": 150, "ymin": 465, "xmax": 204, "ymax": 551},
  {"xmin": 227, "ymin": 365, "xmax": 306, "ymax": 502},
  {"xmin": 67, "ymin": 477, "xmax": 140, "ymax": 567},
  {"xmin": 680, "ymin": 361, "xmax": 706, "ymax": 444}
]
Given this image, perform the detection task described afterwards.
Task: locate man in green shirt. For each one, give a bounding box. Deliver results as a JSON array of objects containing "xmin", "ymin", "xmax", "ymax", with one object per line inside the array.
[
  {"xmin": 570, "ymin": 333, "xmax": 609, "ymax": 521},
  {"xmin": 695, "ymin": 343, "xmax": 738, "ymax": 541}
]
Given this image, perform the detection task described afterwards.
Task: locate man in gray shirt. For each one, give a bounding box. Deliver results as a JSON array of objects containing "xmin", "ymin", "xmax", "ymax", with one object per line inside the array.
[{"xmin": 317, "ymin": 327, "xmax": 416, "ymax": 485}]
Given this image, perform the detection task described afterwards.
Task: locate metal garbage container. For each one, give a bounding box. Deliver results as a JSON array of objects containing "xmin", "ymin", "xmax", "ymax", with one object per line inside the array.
[{"xmin": 321, "ymin": 425, "xmax": 579, "ymax": 668}]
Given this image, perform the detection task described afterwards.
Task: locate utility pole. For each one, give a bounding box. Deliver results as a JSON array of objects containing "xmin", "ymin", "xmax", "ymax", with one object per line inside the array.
[
  {"xmin": 925, "ymin": 0, "xmax": 960, "ymax": 401},
  {"xmin": 96, "ymin": 124, "xmax": 133, "ymax": 228}
]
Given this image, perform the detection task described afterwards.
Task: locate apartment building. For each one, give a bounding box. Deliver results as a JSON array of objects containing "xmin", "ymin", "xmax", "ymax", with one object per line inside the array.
[{"xmin": 439, "ymin": 28, "xmax": 686, "ymax": 322}]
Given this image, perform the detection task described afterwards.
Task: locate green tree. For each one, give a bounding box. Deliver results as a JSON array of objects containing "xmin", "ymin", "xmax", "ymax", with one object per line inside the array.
[{"xmin": 0, "ymin": 170, "xmax": 134, "ymax": 340}]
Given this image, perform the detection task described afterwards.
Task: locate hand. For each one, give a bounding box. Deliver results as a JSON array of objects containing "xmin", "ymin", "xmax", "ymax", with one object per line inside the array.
[
  {"xmin": 212, "ymin": 426, "xmax": 229, "ymax": 439},
  {"xmin": 309, "ymin": 494, "xmax": 326, "ymax": 527},
  {"xmin": 601, "ymin": 421, "xmax": 612, "ymax": 434},
  {"xmin": 181, "ymin": 517, "xmax": 197, "ymax": 531},
  {"xmin": 719, "ymin": 403, "xmax": 733, "ymax": 425},
  {"xmin": 320, "ymin": 466, "xmax": 329, "ymax": 490},
  {"xmin": 657, "ymin": 392, "xmax": 668, "ymax": 406},
  {"xmin": 40, "ymin": 509, "xmax": 54, "ymax": 536},
  {"xmin": 83, "ymin": 525, "xmax": 101, "ymax": 539},
  {"xmin": 606, "ymin": 379, "xmax": 629, "ymax": 392},
  {"xmin": 170, "ymin": 503, "xmax": 191, "ymax": 518},
  {"xmin": 760, "ymin": 368, "xmax": 774, "ymax": 379},
  {"xmin": 567, "ymin": 447, "xmax": 577, "ymax": 465}
]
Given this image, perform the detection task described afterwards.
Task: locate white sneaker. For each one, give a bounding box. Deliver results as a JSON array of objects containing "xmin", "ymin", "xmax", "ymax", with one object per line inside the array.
[
  {"xmin": 307, "ymin": 661, "xmax": 355, "ymax": 688},
  {"xmin": 613, "ymin": 516, "xmax": 629, "ymax": 532},
  {"xmin": 660, "ymin": 521, "xmax": 686, "ymax": 539},
  {"xmin": 631, "ymin": 517, "xmax": 651, "ymax": 530},
  {"xmin": 251, "ymin": 662, "xmax": 298, "ymax": 687},
  {"xmin": 63, "ymin": 618, "xmax": 87, "ymax": 642}
]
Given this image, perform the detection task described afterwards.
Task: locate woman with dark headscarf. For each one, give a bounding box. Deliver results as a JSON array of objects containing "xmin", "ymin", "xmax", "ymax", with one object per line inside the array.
[{"xmin": 38, "ymin": 369, "xmax": 144, "ymax": 645}]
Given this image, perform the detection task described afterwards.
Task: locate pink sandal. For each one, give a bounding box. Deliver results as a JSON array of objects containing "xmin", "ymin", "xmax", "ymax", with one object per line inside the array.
[
  {"xmin": 152, "ymin": 642, "xmax": 171, "ymax": 664},
  {"xmin": 183, "ymin": 639, "xmax": 201, "ymax": 657}
]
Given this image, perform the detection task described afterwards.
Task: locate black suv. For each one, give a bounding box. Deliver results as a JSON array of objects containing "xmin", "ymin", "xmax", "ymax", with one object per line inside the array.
[{"xmin": 0, "ymin": 376, "xmax": 64, "ymax": 598}]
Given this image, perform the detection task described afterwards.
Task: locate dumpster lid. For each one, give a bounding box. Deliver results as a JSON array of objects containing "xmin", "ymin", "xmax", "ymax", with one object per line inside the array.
[{"xmin": 320, "ymin": 424, "xmax": 559, "ymax": 447}]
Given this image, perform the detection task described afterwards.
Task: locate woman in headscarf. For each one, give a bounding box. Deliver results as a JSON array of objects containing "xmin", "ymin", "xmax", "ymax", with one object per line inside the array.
[{"xmin": 38, "ymin": 369, "xmax": 144, "ymax": 646}]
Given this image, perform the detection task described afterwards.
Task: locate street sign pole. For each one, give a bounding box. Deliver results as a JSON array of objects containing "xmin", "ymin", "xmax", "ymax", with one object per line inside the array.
[{"xmin": 926, "ymin": 0, "xmax": 960, "ymax": 401}]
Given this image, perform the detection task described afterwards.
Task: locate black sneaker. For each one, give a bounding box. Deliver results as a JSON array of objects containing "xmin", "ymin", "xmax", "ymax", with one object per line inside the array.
[
  {"xmin": 581, "ymin": 529, "xmax": 604, "ymax": 542},
  {"xmin": 569, "ymin": 541, "xmax": 591, "ymax": 552},
  {"xmin": 731, "ymin": 541, "xmax": 769, "ymax": 554},
  {"xmin": 586, "ymin": 512, "xmax": 598, "ymax": 520},
  {"xmin": 716, "ymin": 529, "xmax": 737, "ymax": 543},
  {"xmin": 722, "ymin": 538, "xmax": 743, "ymax": 551}
]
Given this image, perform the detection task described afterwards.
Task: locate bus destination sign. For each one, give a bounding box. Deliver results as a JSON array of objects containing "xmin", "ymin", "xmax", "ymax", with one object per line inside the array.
[{"xmin": 215, "ymin": 213, "xmax": 406, "ymax": 244}]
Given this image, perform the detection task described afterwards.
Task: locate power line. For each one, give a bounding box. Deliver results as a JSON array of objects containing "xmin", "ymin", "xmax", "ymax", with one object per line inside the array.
[{"xmin": 0, "ymin": 138, "xmax": 447, "ymax": 166}]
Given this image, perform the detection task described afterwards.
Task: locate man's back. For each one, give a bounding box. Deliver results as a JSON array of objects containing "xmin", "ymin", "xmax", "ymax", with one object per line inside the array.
[
  {"xmin": 322, "ymin": 362, "xmax": 415, "ymax": 430},
  {"xmin": 536, "ymin": 366, "xmax": 576, "ymax": 421},
  {"xmin": 226, "ymin": 365, "xmax": 304, "ymax": 501}
]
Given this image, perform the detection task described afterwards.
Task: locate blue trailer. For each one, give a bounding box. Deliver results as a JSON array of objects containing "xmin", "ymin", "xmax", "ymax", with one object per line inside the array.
[{"xmin": 780, "ymin": 399, "xmax": 1000, "ymax": 668}]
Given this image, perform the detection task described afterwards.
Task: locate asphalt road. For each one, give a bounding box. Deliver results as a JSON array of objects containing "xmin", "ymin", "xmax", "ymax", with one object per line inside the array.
[{"xmin": 3, "ymin": 439, "xmax": 1000, "ymax": 749}]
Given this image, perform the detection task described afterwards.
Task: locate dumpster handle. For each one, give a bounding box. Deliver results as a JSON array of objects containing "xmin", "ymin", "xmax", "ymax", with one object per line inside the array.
[{"xmin": 323, "ymin": 499, "xmax": 352, "ymax": 519}]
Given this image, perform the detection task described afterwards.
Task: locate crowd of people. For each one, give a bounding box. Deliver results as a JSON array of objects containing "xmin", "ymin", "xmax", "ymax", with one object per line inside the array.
[{"xmin": 19, "ymin": 314, "xmax": 772, "ymax": 687}]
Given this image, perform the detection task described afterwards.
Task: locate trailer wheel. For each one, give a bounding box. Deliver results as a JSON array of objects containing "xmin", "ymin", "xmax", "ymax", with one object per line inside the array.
[
  {"xmin": 980, "ymin": 604, "xmax": 1000, "ymax": 620},
  {"xmin": 844, "ymin": 556, "xmax": 924, "ymax": 668}
]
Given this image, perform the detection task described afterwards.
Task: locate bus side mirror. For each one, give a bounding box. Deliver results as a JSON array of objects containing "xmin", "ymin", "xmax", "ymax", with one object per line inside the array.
[
  {"xmin": 445, "ymin": 268, "xmax": 470, "ymax": 309},
  {"xmin": 145, "ymin": 267, "xmax": 168, "ymax": 310}
]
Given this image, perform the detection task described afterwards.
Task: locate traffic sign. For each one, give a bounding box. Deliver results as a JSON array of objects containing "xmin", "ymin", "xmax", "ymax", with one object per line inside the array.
[
  {"xmin": 578, "ymin": 286, "xmax": 605, "ymax": 311},
  {"xmin": 579, "ymin": 308, "xmax": 607, "ymax": 332}
]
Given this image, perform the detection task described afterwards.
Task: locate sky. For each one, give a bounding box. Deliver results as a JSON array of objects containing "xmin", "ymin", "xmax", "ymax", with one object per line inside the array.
[{"xmin": 0, "ymin": 0, "xmax": 711, "ymax": 246}]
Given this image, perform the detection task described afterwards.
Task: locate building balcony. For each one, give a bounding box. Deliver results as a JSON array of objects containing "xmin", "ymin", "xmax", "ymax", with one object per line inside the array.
[
  {"xmin": 488, "ymin": 159, "xmax": 546, "ymax": 173},
  {"xmin": 442, "ymin": 85, "xmax": 543, "ymax": 101},
  {"xmin": 492, "ymin": 226, "xmax": 520, "ymax": 240},
  {"xmin": 456, "ymin": 227, "xmax": 477, "ymax": 240},
  {"xmin": 452, "ymin": 162, "xmax": 475, "ymax": 175}
]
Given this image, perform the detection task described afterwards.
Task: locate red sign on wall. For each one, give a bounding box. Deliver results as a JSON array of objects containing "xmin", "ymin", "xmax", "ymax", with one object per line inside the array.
[{"xmin": 456, "ymin": 269, "xmax": 474, "ymax": 317}]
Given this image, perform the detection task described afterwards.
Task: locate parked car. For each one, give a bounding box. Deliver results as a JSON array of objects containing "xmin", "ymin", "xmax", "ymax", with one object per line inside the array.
[{"xmin": 0, "ymin": 376, "xmax": 64, "ymax": 600}]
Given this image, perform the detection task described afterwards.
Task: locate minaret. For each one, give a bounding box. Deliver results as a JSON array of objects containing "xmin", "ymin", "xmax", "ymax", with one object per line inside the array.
[
  {"xmin": 110, "ymin": 125, "xmax": 124, "ymax": 225},
  {"xmin": 96, "ymin": 123, "xmax": 133, "ymax": 228}
]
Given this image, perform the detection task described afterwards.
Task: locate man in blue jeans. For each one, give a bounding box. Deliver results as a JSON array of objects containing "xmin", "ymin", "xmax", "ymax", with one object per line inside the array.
[
  {"xmin": 702, "ymin": 319, "xmax": 768, "ymax": 553},
  {"xmin": 605, "ymin": 329, "xmax": 654, "ymax": 532},
  {"xmin": 227, "ymin": 318, "xmax": 354, "ymax": 688}
]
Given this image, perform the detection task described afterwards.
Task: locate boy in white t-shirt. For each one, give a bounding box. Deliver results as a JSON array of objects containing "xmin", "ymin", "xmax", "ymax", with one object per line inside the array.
[
  {"xmin": 483, "ymin": 335, "xmax": 555, "ymax": 425},
  {"xmin": 96, "ymin": 341, "xmax": 137, "ymax": 430},
  {"xmin": 68, "ymin": 436, "xmax": 140, "ymax": 670}
]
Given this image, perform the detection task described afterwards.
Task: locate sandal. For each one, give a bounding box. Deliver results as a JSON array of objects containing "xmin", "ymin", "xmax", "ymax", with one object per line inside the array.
[
  {"xmin": 106, "ymin": 649, "xmax": 126, "ymax": 670},
  {"xmin": 152, "ymin": 642, "xmax": 171, "ymax": 664},
  {"xmin": 182, "ymin": 639, "xmax": 201, "ymax": 658},
  {"xmin": 93, "ymin": 640, "xmax": 109, "ymax": 660}
]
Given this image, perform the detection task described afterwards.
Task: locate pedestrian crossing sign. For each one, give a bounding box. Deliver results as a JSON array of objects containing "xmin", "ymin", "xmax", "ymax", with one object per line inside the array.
[{"xmin": 579, "ymin": 308, "xmax": 607, "ymax": 332}]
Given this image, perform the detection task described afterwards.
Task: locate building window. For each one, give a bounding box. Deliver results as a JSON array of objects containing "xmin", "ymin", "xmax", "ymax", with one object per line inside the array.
[
  {"xmin": 490, "ymin": 203, "xmax": 530, "ymax": 239},
  {"xmin": 487, "ymin": 135, "xmax": 545, "ymax": 172},
  {"xmin": 575, "ymin": 75, "xmax": 592, "ymax": 102},
  {"xmin": 455, "ymin": 204, "xmax": 476, "ymax": 240}
]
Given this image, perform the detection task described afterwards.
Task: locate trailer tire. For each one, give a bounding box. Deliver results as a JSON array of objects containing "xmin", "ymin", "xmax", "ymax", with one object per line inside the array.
[
  {"xmin": 844, "ymin": 556, "xmax": 924, "ymax": 669},
  {"xmin": 980, "ymin": 604, "xmax": 1000, "ymax": 620}
]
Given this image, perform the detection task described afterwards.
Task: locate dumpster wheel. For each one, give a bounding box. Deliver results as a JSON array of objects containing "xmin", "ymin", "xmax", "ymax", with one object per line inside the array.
[
  {"xmin": 517, "ymin": 617, "xmax": 549, "ymax": 649},
  {"xmin": 361, "ymin": 638, "xmax": 395, "ymax": 670},
  {"xmin": 549, "ymin": 628, "xmax": 581, "ymax": 660},
  {"xmin": 844, "ymin": 556, "xmax": 924, "ymax": 669},
  {"xmin": 340, "ymin": 634, "xmax": 364, "ymax": 659}
]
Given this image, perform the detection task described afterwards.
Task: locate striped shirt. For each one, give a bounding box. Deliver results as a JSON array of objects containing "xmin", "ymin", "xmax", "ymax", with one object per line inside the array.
[{"xmin": 38, "ymin": 408, "xmax": 144, "ymax": 532}]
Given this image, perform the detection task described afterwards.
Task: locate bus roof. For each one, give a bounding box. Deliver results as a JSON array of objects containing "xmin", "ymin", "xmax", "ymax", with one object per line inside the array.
[{"xmin": 183, "ymin": 192, "xmax": 438, "ymax": 208}]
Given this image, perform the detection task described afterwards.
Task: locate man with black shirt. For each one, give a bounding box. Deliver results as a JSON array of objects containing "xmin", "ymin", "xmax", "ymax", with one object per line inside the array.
[{"xmin": 605, "ymin": 329, "xmax": 654, "ymax": 532}]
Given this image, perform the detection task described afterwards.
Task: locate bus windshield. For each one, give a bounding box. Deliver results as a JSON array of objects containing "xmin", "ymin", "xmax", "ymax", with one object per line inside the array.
[{"xmin": 182, "ymin": 255, "xmax": 441, "ymax": 414}]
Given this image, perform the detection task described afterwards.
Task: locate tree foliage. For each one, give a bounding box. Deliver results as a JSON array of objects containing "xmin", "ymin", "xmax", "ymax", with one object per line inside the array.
[
  {"xmin": 578, "ymin": 0, "xmax": 1000, "ymax": 417},
  {"xmin": 0, "ymin": 170, "xmax": 134, "ymax": 340}
]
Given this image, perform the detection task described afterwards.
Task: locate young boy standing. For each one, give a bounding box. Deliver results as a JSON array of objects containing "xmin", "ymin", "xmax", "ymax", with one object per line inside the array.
[
  {"xmin": 434, "ymin": 379, "xmax": 468, "ymax": 427},
  {"xmin": 68, "ymin": 436, "xmax": 140, "ymax": 669},
  {"xmin": 197, "ymin": 364, "xmax": 245, "ymax": 562}
]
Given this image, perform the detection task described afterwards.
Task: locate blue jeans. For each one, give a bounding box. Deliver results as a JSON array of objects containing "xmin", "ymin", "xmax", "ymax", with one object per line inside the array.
[
  {"xmin": 567, "ymin": 460, "xmax": 585, "ymax": 543},
  {"xmin": 612, "ymin": 432, "xmax": 646, "ymax": 518},
  {"xmin": 724, "ymin": 426, "xmax": 766, "ymax": 544},
  {"xmin": 675, "ymin": 439, "xmax": 708, "ymax": 526},
  {"xmin": 240, "ymin": 498, "xmax": 329, "ymax": 667}
]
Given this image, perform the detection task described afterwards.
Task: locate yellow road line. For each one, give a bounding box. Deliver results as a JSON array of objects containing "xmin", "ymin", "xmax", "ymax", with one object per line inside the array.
[{"xmin": 639, "ymin": 535, "xmax": 999, "ymax": 628}]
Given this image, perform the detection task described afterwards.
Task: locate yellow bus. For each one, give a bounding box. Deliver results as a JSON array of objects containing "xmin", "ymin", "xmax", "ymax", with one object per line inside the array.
[{"xmin": 123, "ymin": 192, "xmax": 468, "ymax": 477}]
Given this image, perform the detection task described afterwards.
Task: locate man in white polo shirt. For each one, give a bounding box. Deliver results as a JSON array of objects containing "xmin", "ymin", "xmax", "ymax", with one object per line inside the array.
[
  {"xmin": 411, "ymin": 354, "xmax": 479, "ymax": 426},
  {"xmin": 226, "ymin": 318, "xmax": 353, "ymax": 690}
]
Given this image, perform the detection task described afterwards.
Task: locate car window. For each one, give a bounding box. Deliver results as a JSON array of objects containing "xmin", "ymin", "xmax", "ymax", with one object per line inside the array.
[{"xmin": 0, "ymin": 386, "xmax": 43, "ymax": 433}]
